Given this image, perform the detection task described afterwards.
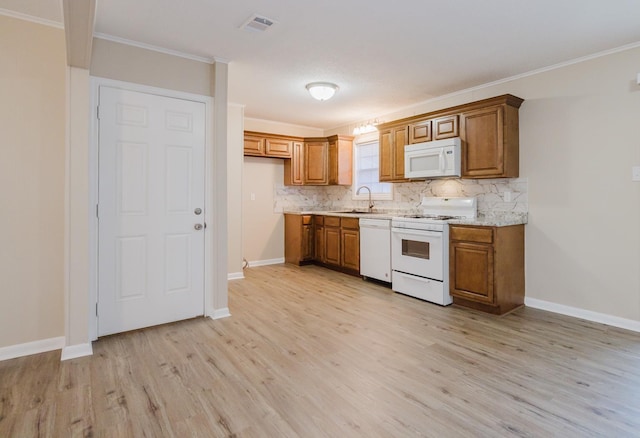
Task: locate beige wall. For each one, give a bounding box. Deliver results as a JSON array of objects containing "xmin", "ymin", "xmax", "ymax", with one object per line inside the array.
[
  {"xmin": 90, "ymin": 38, "xmax": 211, "ymax": 96},
  {"xmin": 330, "ymin": 47, "xmax": 640, "ymax": 322},
  {"xmin": 242, "ymin": 119, "xmax": 322, "ymax": 264},
  {"xmin": 0, "ymin": 16, "xmax": 67, "ymax": 347},
  {"xmin": 242, "ymin": 157, "xmax": 285, "ymax": 264}
]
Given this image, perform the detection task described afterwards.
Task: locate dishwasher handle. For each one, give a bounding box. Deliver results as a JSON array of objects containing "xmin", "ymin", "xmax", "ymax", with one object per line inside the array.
[{"xmin": 359, "ymin": 219, "xmax": 391, "ymax": 229}]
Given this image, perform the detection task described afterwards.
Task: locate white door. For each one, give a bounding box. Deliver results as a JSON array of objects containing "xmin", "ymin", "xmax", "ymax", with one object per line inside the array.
[{"xmin": 97, "ymin": 86, "xmax": 206, "ymax": 336}]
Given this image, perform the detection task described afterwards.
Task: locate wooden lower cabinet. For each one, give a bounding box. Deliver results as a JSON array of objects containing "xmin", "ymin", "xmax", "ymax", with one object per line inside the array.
[
  {"xmin": 449, "ymin": 224, "xmax": 524, "ymax": 315},
  {"xmin": 314, "ymin": 216, "xmax": 325, "ymax": 262},
  {"xmin": 341, "ymin": 228, "xmax": 360, "ymax": 271},
  {"xmin": 284, "ymin": 214, "xmax": 314, "ymax": 265},
  {"xmin": 323, "ymin": 220, "xmax": 341, "ymax": 266},
  {"xmin": 285, "ymin": 214, "xmax": 360, "ymax": 275}
]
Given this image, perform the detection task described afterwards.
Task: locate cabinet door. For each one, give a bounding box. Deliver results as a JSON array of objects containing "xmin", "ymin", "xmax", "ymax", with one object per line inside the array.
[
  {"xmin": 244, "ymin": 135, "xmax": 264, "ymax": 156},
  {"xmin": 302, "ymin": 224, "xmax": 314, "ymax": 261},
  {"xmin": 392, "ymin": 126, "xmax": 408, "ymax": 180},
  {"xmin": 303, "ymin": 141, "xmax": 328, "ymax": 185},
  {"xmin": 324, "ymin": 226, "xmax": 341, "ymax": 266},
  {"xmin": 328, "ymin": 139, "xmax": 338, "ymax": 185},
  {"xmin": 284, "ymin": 142, "xmax": 304, "ymax": 186},
  {"xmin": 314, "ymin": 225, "xmax": 325, "ymax": 262},
  {"xmin": 433, "ymin": 115, "xmax": 459, "ymax": 140},
  {"xmin": 265, "ymin": 138, "xmax": 292, "ymax": 158},
  {"xmin": 284, "ymin": 214, "xmax": 303, "ymax": 264},
  {"xmin": 450, "ymin": 241, "xmax": 494, "ymax": 304},
  {"xmin": 341, "ymin": 229, "xmax": 360, "ymax": 271},
  {"xmin": 379, "ymin": 129, "xmax": 393, "ymax": 182},
  {"xmin": 327, "ymin": 136, "xmax": 353, "ymax": 186},
  {"xmin": 409, "ymin": 120, "xmax": 432, "ymax": 144},
  {"xmin": 461, "ymin": 105, "xmax": 505, "ymax": 178}
]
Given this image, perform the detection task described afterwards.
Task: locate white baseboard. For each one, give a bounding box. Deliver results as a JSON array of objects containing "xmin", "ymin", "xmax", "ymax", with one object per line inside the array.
[
  {"xmin": 247, "ymin": 257, "xmax": 284, "ymax": 267},
  {"xmin": 228, "ymin": 272, "xmax": 245, "ymax": 280},
  {"xmin": 208, "ymin": 307, "xmax": 231, "ymax": 320},
  {"xmin": 525, "ymin": 297, "xmax": 640, "ymax": 333},
  {"xmin": 0, "ymin": 336, "xmax": 65, "ymax": 361},
  {"xmin": 61, "ymin": 342, "xmax": 93, "ymax": 361}
]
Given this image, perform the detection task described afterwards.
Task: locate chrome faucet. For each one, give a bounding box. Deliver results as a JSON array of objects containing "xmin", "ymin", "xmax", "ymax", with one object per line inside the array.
[{"xmin": 356, "ymin": 186, "xmax": 374, "ymax": 212}]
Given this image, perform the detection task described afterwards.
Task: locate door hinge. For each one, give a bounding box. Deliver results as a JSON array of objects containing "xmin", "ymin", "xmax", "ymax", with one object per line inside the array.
[
  {"xmin": 95, "ymin": 302, "xmax": 98, "ymax": 316},
  {"xmin": 96, "ymin": 204, "xmax": 99, "ymax": 218},
  {"xmin": 96, "ymin": 105, "xmax": 100, "ymax": 120}
]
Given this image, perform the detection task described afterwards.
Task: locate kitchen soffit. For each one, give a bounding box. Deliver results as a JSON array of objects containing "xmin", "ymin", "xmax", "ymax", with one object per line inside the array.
[{"xmin": 3, "ymin": 0, "xmax": 640, "ymax": 130}]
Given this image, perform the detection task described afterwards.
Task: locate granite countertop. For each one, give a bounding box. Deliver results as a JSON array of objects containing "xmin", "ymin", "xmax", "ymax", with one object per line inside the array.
[{"xmin": 283, "ymin": 209, "xmax": 528, "ymax": 226}]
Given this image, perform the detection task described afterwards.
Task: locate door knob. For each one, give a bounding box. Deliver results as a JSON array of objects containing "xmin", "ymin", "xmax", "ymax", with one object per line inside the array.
[
  {"xmin": 194, "ymin": 224, "xmax": 203, "ymax": 230},
  {"xmin": 194, "ymin": 208, "xmax": 202, "ymax": 215}
]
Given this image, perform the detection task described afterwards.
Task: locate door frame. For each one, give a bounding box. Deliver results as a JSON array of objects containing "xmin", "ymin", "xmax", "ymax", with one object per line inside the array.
[{"xmin": 89, "ymin": 77, "xmax": 214, "ymax": 340}]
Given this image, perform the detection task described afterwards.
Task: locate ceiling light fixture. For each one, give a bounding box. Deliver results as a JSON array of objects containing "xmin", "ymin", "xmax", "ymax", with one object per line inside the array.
[
  {"xmin": 306, "ymin": 82, "xmax": 339, "ymax": 101},
  {"xmin": 353, "ymin": 119, "xmax": 381, "ymax": 135}
]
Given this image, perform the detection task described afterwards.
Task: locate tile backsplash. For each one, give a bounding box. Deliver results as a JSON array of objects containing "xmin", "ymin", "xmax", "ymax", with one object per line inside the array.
[{"xmin": 275, "ymin": 178, "xmax": 528, "ymax": 214}]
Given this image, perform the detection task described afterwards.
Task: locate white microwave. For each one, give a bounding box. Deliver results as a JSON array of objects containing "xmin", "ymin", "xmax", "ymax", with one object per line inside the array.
[{"xmin": 404, "ymin": 137, "xmax": 461, "ymax": 178}]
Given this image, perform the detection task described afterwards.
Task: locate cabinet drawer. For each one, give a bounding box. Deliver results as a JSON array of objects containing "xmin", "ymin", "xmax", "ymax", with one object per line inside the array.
[
  {"xmin": 315, "ymin": 215, "xmax": 324, "ymax": 226},
  {"xmin": 302, "ymin": 215, "xmax": 313, "ymax": 225},
  {"xmin": 450, "ymin": 226, "xmax": 493, "ymax": 244},
  {"xmin": 324, "ymin": 216, "xmax": 341, "ymax": 227},
  {"xmin": 341, "ymin": 217, "xmax": 359, "ymax": 230}
]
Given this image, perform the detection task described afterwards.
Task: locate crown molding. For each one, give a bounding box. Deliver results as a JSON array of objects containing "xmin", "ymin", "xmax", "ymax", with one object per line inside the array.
[{"xmin": 93, "ymin": 32, "xmax": 215, "ymax": 64}]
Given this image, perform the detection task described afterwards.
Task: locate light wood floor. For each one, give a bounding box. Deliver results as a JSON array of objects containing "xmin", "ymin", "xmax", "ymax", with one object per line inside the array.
[{"xmin": 2, "ymin": 264, "xmax": 640, "ymax": 437}]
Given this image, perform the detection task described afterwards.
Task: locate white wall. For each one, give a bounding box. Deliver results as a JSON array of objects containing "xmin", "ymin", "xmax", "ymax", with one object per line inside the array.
[{"xmin": 0, "ymin": 16, "xmax": 67, "ymax": 348}]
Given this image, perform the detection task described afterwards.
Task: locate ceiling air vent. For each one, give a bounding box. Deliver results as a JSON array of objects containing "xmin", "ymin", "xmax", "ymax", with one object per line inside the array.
[{"xmin": 241, "ymin": 14, "xmax": 276, "ymax": 32}]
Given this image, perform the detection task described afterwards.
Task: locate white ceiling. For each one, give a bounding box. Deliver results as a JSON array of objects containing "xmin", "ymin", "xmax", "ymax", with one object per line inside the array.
[{"xmin": 3, "ymin": 0, "xmax": 640, "ymax": 130}]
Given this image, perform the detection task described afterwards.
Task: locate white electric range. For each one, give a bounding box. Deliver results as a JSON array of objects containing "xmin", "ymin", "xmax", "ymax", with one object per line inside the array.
[{"xmin": 391, "ymin": 197, "xmax": 477, "ymax": 305}]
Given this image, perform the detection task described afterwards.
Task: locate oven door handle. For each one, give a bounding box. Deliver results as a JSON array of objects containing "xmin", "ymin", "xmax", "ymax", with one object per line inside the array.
[{"xmin": 392, "ymin": 229, "xmax": 442, "ymax": 238}]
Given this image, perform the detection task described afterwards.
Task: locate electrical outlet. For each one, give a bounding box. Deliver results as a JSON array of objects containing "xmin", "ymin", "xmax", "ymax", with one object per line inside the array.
[
  {"xmin": 504, "ymin": 191, "xmax": 512, "ymax": 202},
  {"xmin": 250, "ymin": 193, "xmax": 256, "ymax": 200},
  {"xmin": 632, "ymin": 166, "xmax": 640, "ymax": 182}
]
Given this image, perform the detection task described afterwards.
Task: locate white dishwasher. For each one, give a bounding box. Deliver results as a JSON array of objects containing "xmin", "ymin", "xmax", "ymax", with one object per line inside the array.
[{"xmin": 359, "ymin": 218, "xmax": 392, "ymax": 283}]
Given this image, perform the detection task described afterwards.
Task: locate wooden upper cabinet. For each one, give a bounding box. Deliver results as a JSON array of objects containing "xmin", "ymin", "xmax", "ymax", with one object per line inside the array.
[
  {"xmin": 379, "ymin": 94, "xmax": 523, "ymax": 181},
  {"xmin": 379, "ymin": 125, "xmax": 409, "ymax": 182},
  {"xmin": 244, "ymin": 131, "xmax": 295, "ymax": 158},
  {"xmin": 265, "ymin": 138, "xmax": 292, "ymax": 158},
  {"xmin": 379, "ymin": 129, "xmax": 393, "ymax": 181},
  {"xmin": 284, "ymin": 142, "xmax": 304, "ymax": 185},
  {"xmin": 409, "ymin": 115, "xmax": 457, "ymax": 144},
  {"xmin": 327, "ymin": 135, "xmax": 353, "ymax": 185},
  {"xmin": 409, "ymin": 120, "xmax": 432, "ymax": 144},
  {"xmin": 393, "ymin": 127, "xmax": 408, "ymax": 179},
  {"xmin": 303, "ymin": 140, "xmax": 329, "ymax": 185},
  {"xmin": 460, "ymin": 102, "xmax": 520, "ymax": 178},
  {"xmin": 284, "ymin": 135, "xmax": 353, "ymax": 186},
  {"xmin": 243, "ymin": 134, "xmax": 264, "ymax": 156},
  {"xmin": 433, "ymin": 114, "xmax": 459, "ymax": 140}
]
